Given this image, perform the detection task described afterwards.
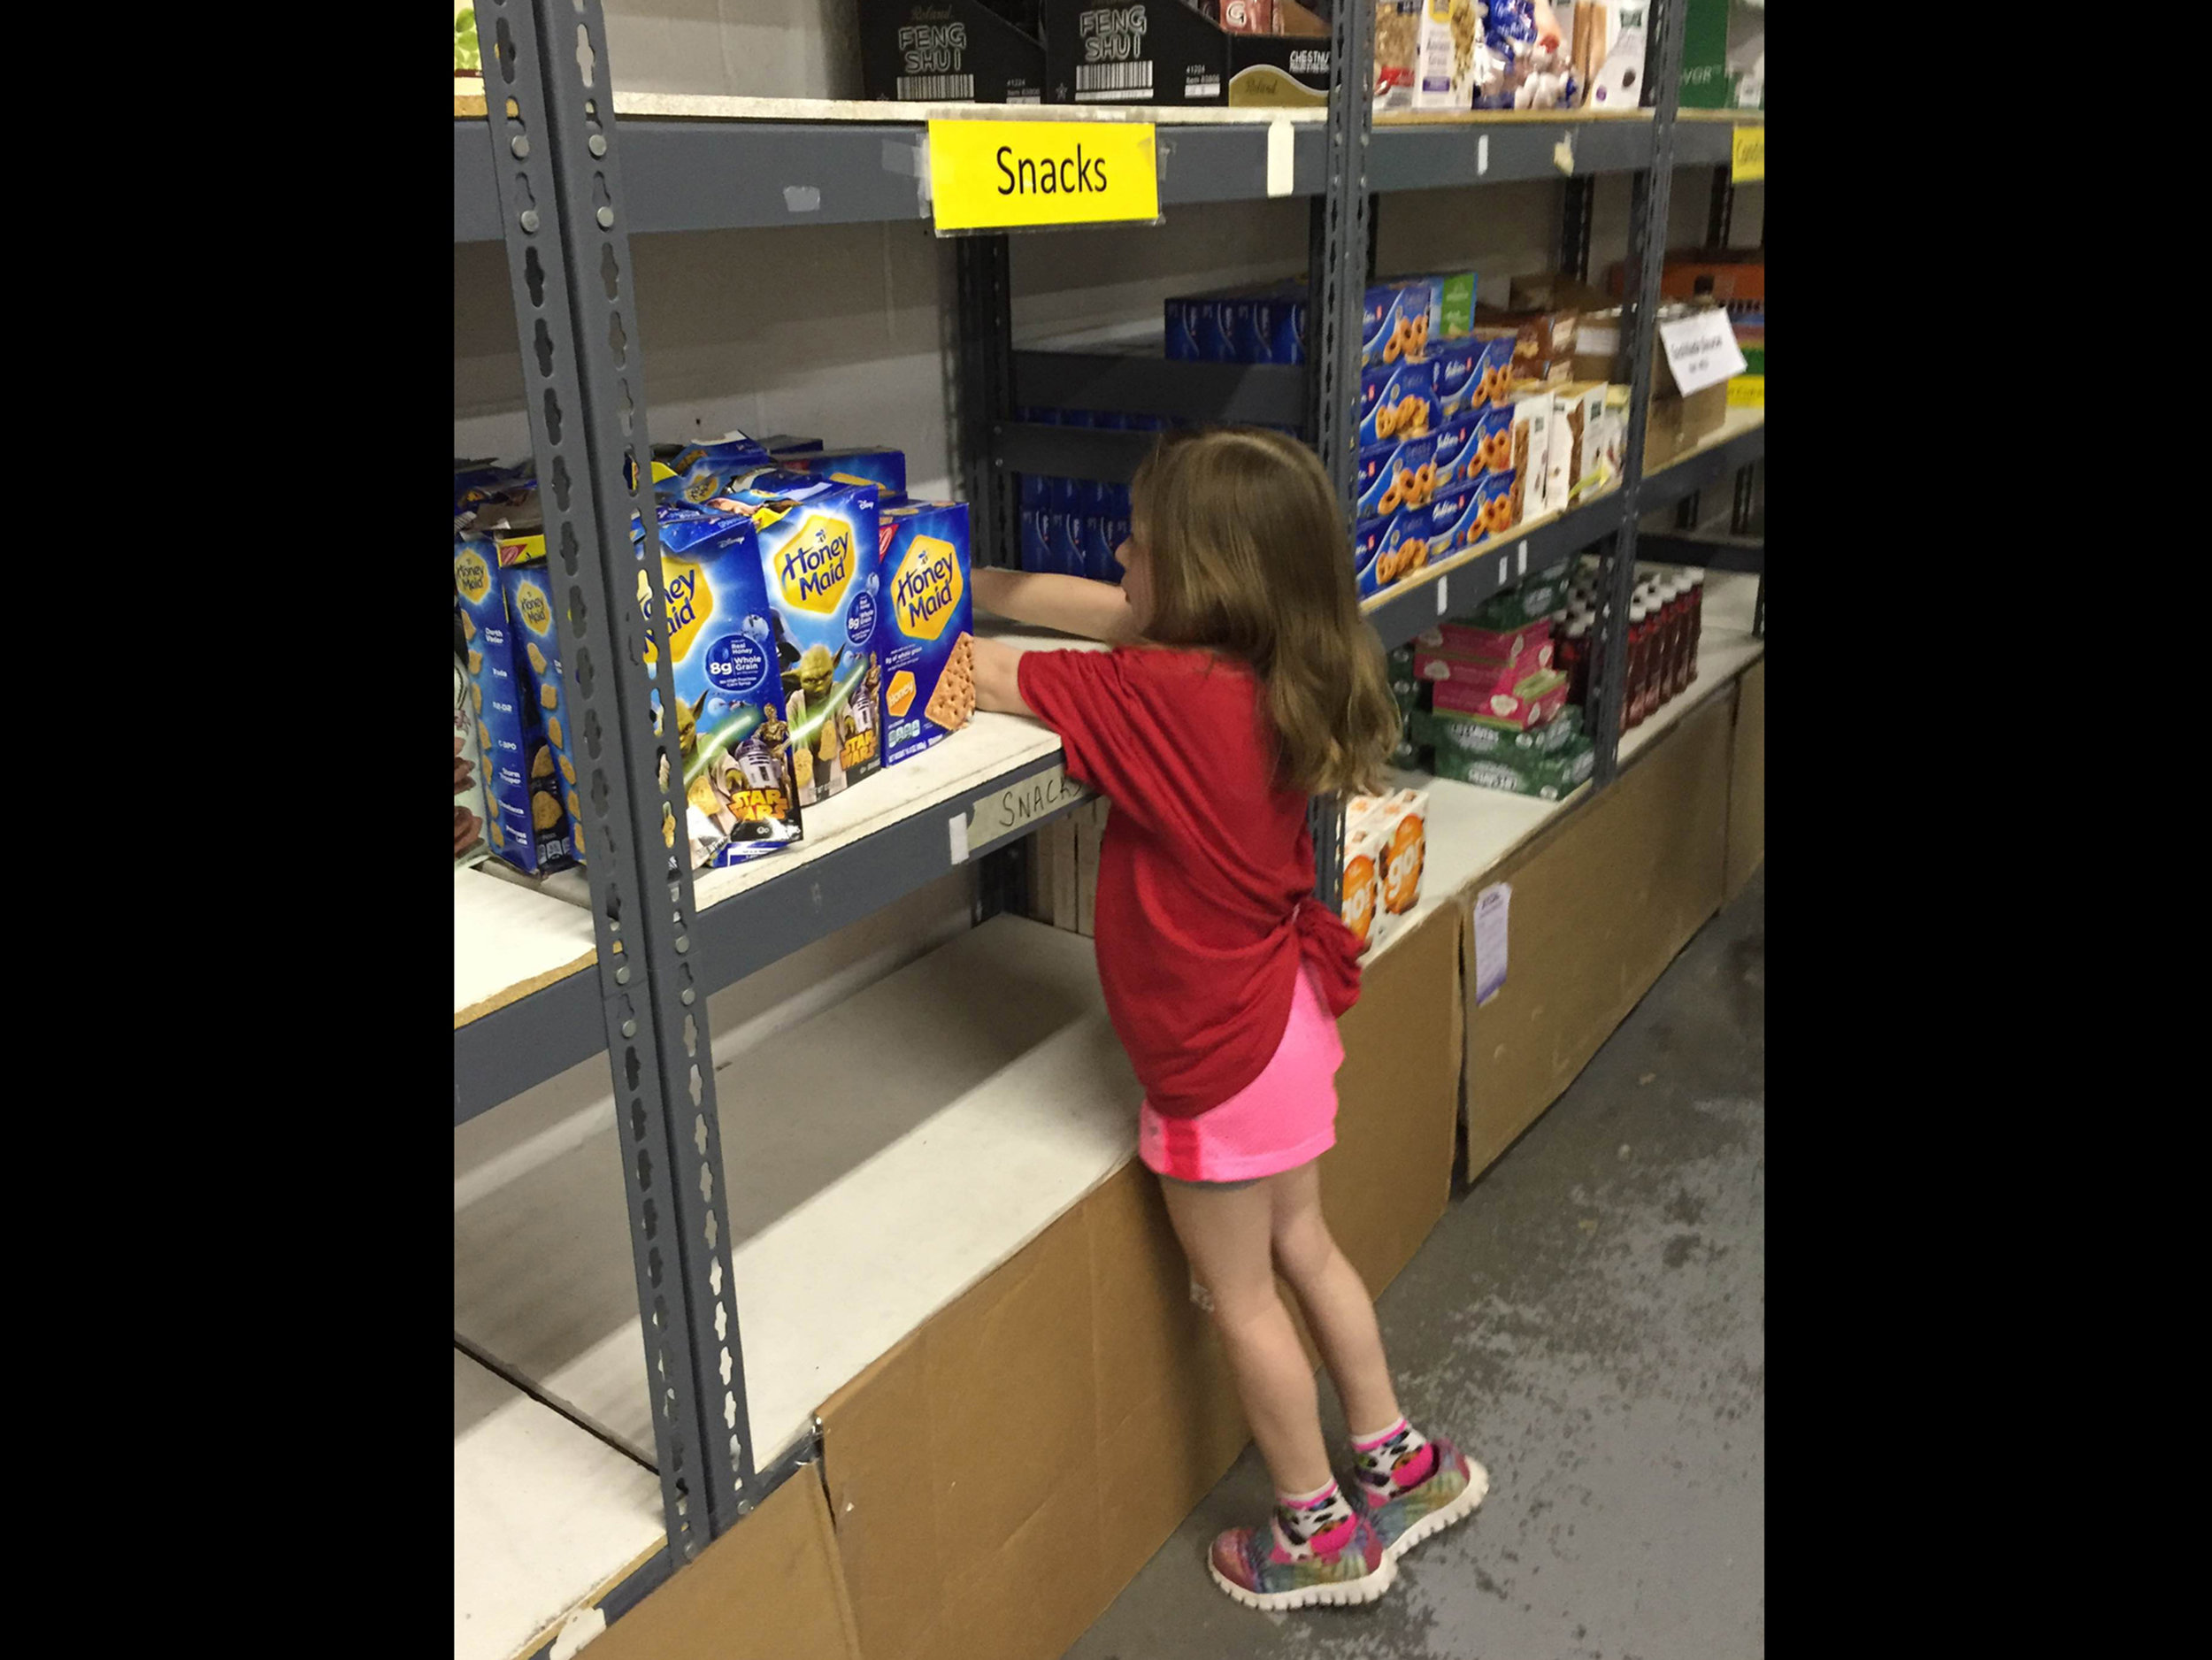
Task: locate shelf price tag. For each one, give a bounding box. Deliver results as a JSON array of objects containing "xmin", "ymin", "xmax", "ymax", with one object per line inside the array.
[
  {"xmin": 1730, "ymin": 126, "xmax": 1764, "ymax": 184},
  {"xmin": 962, "ymin": 762, "xmax": 1090, "ymax": 860},
  {"xmin": 927, "ymin": 120, "xmax": 1161, "ymax": 234}
]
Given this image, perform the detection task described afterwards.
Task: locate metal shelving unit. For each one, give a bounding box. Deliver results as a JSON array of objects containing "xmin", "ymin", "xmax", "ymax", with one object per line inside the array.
[{"xmin": 454, "ymin": 3, "xmax": 1765, "ymax": 1648}]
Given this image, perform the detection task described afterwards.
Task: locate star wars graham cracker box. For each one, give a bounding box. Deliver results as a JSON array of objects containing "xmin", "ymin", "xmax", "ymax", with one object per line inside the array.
[
  {"xmin": 704, "ymin": 469, "xmax": 886, "ymax": 809},
  {"xmin": 875, "ymin": 500, "xmax": 977, "ymax": 768},
  {"xmin": 637, "ymin": 503, "xmax": 807, "ymax": 870}
]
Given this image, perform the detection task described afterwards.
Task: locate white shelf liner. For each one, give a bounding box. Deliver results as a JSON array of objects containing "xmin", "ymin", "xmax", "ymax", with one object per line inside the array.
[
  {"xmin": 454, "ymin": 1348, "xmax": 664, "ymax": 1660},
  {"xmin": 454, "ymin": 913, "xmax": 1140, "ymax": 1471},
  {"xmin": 455, "ymin": 866, "xmax": 597, "ymax": 1026}
]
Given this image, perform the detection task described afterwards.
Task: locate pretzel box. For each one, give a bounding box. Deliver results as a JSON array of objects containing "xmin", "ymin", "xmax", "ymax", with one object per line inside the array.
[
  {"xmin": 643, "ymin": 505, "xmax": 807, "ymax": 869},
  {"xmin": 713, "ymin": 474, "xmax": 887, "ymax": 807},
  {"xmin": 1340, "ymin": 818, "xmax": 1387, "ymax": 955},
  {"xmin": 1355, "ymin": 433, "xmax": 1440, "ymax": 522},
  {"xmin": 1358, "ymin": 357, "xmax": 1440, "ymax": 447},
  {"xmin": 454, "ymin": 536, "xmax": 575, "ymax": 875},
  {"xmin": 1354, "ymin": 511, "xmax": 1432, "ymax": 598},
  {"xmin": 1430, "ymin": 336, "xmax": 1481, "ymax": 418},
  {"xmin": 501, "ymin": 561, "xmax": 588, "ymax": 865},
  {"xmin": 1348, "ymin": 788, "xmax": 1430, "ymax": 918},
  {"xmin": 1472, "ymin": 469, "xmax": 1517, "ymax": 542},
  {"xmin": 1430, "ymin": 413, "xmax": 1480, "ymax": 486},
  {"xmin": 876, "ymin": 500, "xmax": 978, "ymax": 768},
  {"xmin": 1471, "ymin": 328, "xmax": 1519, "ymax": 409}
]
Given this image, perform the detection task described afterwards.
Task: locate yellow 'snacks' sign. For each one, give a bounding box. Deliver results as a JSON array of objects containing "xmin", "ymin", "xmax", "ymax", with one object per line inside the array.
[
  {"xmin": 927, "ymin": 119, "xmax": 1161, "ymax": 234},
  {"xmin": 776, "ymin": 515, "xmax": 856, "ymax": 615},
  {"xmin": 893, "ymin": 534, "xmax": 964, "ymax": 642}
]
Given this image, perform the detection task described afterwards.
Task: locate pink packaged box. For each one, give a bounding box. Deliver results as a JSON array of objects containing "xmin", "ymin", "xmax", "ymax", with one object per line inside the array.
[
  {"xmin": 1413, "ymin": 637, "xmax": 1557, "ymax": 696},
  {"xmin": 1430, "ymin": 667, "xmax": 1571, "ymax": 726},
  {"xmin": 1416, "ymin": 617, "xmax": 1553, "ymax": 664}
]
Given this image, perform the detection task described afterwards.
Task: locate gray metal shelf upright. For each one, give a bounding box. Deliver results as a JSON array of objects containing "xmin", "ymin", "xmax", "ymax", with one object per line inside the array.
[{"xmin": 454, "ymin": 0, "xmax": 1763, "ymax": 1645}]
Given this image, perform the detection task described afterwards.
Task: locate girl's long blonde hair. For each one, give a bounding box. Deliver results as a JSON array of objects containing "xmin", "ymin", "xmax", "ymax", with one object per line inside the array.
[{"xmin": 1129, "ymin": 427, "xmax": 1400, "ymax": 798}]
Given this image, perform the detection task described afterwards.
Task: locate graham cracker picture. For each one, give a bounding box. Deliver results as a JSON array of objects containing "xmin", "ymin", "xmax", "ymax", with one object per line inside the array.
[{"xmin": 924, "ymin": 632, "xmax": 976, "ymax": 732}]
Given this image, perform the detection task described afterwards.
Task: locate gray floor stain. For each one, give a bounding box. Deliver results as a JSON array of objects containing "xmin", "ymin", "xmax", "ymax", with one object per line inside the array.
[{"xmin": 1063, "ymin": 870, "xmax": 1765, "ymax": 1660}]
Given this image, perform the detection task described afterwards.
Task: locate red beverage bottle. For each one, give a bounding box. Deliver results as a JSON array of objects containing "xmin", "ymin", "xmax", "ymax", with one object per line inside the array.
[{"xmin": 1625, "ymin": 597, "xmax": 1650, "ymax": 728}]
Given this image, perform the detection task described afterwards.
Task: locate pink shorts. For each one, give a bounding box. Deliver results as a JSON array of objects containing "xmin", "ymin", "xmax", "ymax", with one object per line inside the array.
[{"xmin": 1138, "ymin": 964, "xmax": 1345, "ymax": 1185}]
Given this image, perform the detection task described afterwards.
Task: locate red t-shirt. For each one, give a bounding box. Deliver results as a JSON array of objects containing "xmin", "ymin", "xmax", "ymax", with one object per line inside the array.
[{"xmin": 1017, "ymin": 645, "xmax": 1363, "ymax": 1119}]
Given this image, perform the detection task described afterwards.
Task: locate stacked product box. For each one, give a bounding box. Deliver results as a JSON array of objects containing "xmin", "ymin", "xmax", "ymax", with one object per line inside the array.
[
  {"xmin": 1564, "ymin": 555, "xmax": 1709, "ymax": 734},
  {"xmin": 876, "ymin": 500, "xmax": 979, "ymax": 767},
  {"xmin": 1342, "ymin": 788, "xmax": 1430, "ymax": 955},
  {"xmin": 1164, "ymin": 281, "xmax": 1307, "ymax": 365},
  {"xmin": 453, "ymin": 532, "xmax": 578, "ymax": 875},
  {"xmin": 1403, "ymin": 566, "xmax": 1594, "ymax": 798},
  {"xmin": 1353, "ymin": 278, "xmax": 1446, "ymax": 598},
  {"xmin": 1015, "ymin": 407, "xmax": 1151, "ymax": 583}
]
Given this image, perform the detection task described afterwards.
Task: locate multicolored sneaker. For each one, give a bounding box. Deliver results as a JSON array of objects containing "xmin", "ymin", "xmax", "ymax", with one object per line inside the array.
[
  {"xmin": 1206, "ymin": 1502, "xmax": 1396, "ymax": 1610},
  {"xmin": 1356, "ymin": 1433, "xmax": 1488, "ymax": 1561}
]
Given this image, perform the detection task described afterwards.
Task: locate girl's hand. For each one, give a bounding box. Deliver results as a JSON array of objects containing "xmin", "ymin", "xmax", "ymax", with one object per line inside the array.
[
  {"xmin": 971, "ymin": 568, "xmax": 1137, "ymax": 644},
  {"xmin": 971, "ymin": 637, "xmax": 1033, "ymax": 717}
]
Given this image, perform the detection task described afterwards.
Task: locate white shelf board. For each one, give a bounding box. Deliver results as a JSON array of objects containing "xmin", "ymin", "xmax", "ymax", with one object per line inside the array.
[
  {"xmin": 1647, "ymin": 405, "xmax": 1766, "ymax": 482},
  {"xmin": 455, "ymin": 866, "xmax": 597, "ymax": 1027},
  {"xmin": 605, "ymin": 91, "xmax": 1328, "ymax": 127},
  {"xmin": 454, "ymin": 1348, "xmax": 664, "ymax": 1660},
  {"xmin": 453, "ymin": 913, "xmax": 1140, "ymax": 1471}
]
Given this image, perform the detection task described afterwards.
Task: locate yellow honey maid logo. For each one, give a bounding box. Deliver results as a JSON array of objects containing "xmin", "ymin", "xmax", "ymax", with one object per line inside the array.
[
  {"xmin": 893, "ymin": 534, "xmax": 964, "ymax": 642},
  {"xmin": 661, "ymin": 559, "xmax": 714, "ymax": 662},
  {"xmin": 454, "ymin": 547, "xmax": 494, "ymax": 605},
  {"xmin": 775, "ymin": 514, "xmax": 856, "ymax": 616},
  {"xmin": 515, "ymin": 579, "xmax": 552, "ymax": 636}
]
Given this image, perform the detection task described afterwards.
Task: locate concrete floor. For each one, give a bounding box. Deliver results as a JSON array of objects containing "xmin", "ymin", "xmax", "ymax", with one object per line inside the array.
[{"xmin": 1064, "ymin": 870, "xmax": 1765, "ymax": 1660}]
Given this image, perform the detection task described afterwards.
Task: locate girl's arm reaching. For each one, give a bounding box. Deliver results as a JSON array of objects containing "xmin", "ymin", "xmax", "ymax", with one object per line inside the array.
[
  {"xmin": 972, "ymin": 637, "xmax": 1033, "ymax": 717},
  {"xmin": 972, "ymin": 568, "xmax": 1137, "ymax": 644}
]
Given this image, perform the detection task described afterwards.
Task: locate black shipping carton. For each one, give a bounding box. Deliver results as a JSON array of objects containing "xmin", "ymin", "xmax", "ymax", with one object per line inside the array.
[
  {"xmin": 1042, "ymin": 0, "xmax": 1333, "ymax": 107},
  {"xmin": 859, "ymin": 0, "xmax": 1048, "ymax": 105}
]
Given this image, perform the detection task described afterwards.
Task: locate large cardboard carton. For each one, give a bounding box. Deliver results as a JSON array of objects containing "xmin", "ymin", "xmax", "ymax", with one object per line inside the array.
[
  {"xmin": 1043, "ymin": 0, "xmax": 1333, "ymax": 108},
  {"xmin": 1724, "ymin": 661, "xmax": 1764, "ymax": 902},
  {"xmin": 1461, "ymin": 693, "xmax": 1732, "ymax": 1180},
  {"xmin": 580, "ymin": 1467, "xmax": 863, "ymax": 1660},
  {"xmin": 819, "ymin": 905, "xmax": 1463, "ymax": 1660},
  {"xmin": 857, "ymin": 0, "xmax": 1049, "ymax": 105}
]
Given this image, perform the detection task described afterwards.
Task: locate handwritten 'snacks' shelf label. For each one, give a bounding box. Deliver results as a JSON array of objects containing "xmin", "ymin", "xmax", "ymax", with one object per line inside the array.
[
  {"xmin": 638, "ymin": 504, "xmax": 806, "ymax": 871},
  {"xmin": 876, "ymin": 500, "xmax": 978, "ymax": 768}
]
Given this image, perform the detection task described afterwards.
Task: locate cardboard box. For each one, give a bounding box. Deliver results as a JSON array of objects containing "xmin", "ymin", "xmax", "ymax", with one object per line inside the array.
[
  {"xmin": 1679, "ymin": 0, "xmax": 1763, "ymax": 111},
  {"xmin": 578, "ymin": 1467, "xmax": 863, "ymax": 1660},
  {"xmin": 859, "ymin": 0, "xmax": 1049, "ymax": 104},
  {"xmin": 1416, "ymin": 637, "xmax": 1559, "ymax": 697},
  {"xmin": 1429, "ymin": 412, "xmax": 1480, "ymax": 486},
  {"xmin": 1428, "ymin": 336, "xmax": 1480, "ymax": 419},
  {"xmin": 1340, "ymin": 818, "xmax": 1386, "ymax": 953},
  {"xmin": 1724, "ymin": 661, "xmax": 1763, "ymax": 902},
  {"xmin": 1462, "ymin": 689, "xmax": 1732, "ymax": 1180},
  {"xmin": 1644, "ymin": 381, "xmax": 1728, "ymax": 471},
  {"xmin": 1374, "ymin": 0, "xmax": 1424, "ymax": 112},
  {"xmin": 645, "ymin": 505, "xmax": 808, "ymax": 868},
  {"xmin": 876, "ymin": 501, "xmax": 978, "ymax": 769},
  {"xmin": 1474, "ymin": 303, "xmax": 1578, "ymax": 385},
  {"xmin": 1472, "ymin": 401, "xmax": 1516, "ymax": 478},
  {"xmin": 1426, "ymin": 481, "xmax": 1480, "ymax": 557},
  {"xmin": 1416, "ymin": 616, "xmax": 1555, "ymax": 667},
  {"xmin": 1430, "ymin": 734, "xmax": 1594, "ymax": 798},
  {"xmin": 1415, "ymin": 699, "xmax": 1586, "ymax": 759},
  {"xmin": 1470, "ymin": 328, "xmax": 1519, "ymax": 408},
  {"xmin": 1509, "ymin": 388, "xmax": 1556, "ymax": 521},
  {"xmin": 453, "ymin": 535, "xmax": 576, "ymax": 875},
  {"xmin": 1358, "ymin": 357, "xmax": 1440, "ymax": 447},
  {"xmin": 1043, "ymin": 0, "xmax": 1333, "ymax": 108},
  {"xmin": 1347, "ymin": 788, "xmax": 1430, "ymax": 917},
  {"xmin": 774, "ymin": 448, "xmax": 910, "ymax": 505},
  {"xmin": 1354, "ymin": 509, "xmax": 1434, "ymax": 598},
  {"xmin": 718, "ymin": 476, "xmax": 887, "ymax": 807},
  {"xmin": 1473, "ymin": 469, "xmax": 1517, "ymax": 542}
]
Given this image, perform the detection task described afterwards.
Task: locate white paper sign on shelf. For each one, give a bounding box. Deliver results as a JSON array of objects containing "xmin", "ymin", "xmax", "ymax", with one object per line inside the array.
[
  {"xmin": 963, "ymin": 763, "xmax": 1089, "ymax": 861},
  {"xmin": 1656, "ymin": 311, "xmax": 1749, "ymax": 397},
  {"xmin": 1473, "ymin": 881, "xmax": 1511, "ymax": 1006}
]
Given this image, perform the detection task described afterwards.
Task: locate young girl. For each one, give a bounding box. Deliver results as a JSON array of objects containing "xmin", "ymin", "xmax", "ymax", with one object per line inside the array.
[{"xmin": 969, "ymin": 427, "xmax": 1487, "ymax": 1610}]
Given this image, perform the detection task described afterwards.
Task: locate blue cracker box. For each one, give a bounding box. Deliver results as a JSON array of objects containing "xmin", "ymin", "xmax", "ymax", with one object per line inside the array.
[
  {"xmin": 1358, "ymin": 358, "xmax": 1439, "ymax": 448},
  {"xmin": 500, "ymin": 561, "xmax": 590, "ymax": 866},
  {"xmin": 1164, "ymin": 296, "xmax": 1202, "ymax": 362},
  {"xmin": 1164, "ymin": 294, "xmax": 1232, "ymax": 362},
  {"xmin": 454, "ymin": 536, "xmax": 576, "ymax": 875},
  {"xmin": 1471, "ymin": 331, "xmax": 1518, "ymax": 409},
  {"xmin": 1355, "ymin": 433, "xmax": 1439, "ymax": 521},
  {"xmin": 1238, "ymin": 283, "xmax": 1306, "ymax": 365},
  {"xmin": 1077, "ymin": 512, "xmax": 1129, "ymax": 582},
  {"xmin": 1430, "ymin": 413, "xmax": 1479, "ymax": 486},
  {"xmin": 876, "ymin": 501, "xmax": 978, "ymax": 768},
  {"xmin": 641, "ymin": 505, "xmax": 807, "ymax": 868},
  {"xmin": 1429, "ymin": 483, "xmax": 1483, "ymax": 557},
  {"xmin": 1473, "ymin": 469, "xmax": 1517, "ymax": 543},
  {"xmin": 1361, "ymin": 280, "xmax": 1440, "ymax": 367},
  {"xmin": 1473, "ymin": 401, "xmax": 1517, "ymax": 477},
  {"xmin": 772, "ymin": 447, "xmax": 908, "ymax": 505},
  {"xmin": 716, "ymin": 475, "xmax": 887, "ymax": 807},
  {"xmin": 1353, "ymin": 511, "xmax": 1435, "ymax": 600},
  {"xmin": 1432, "ymin": 338, "xmax": 1481, "ymax": 418},
  {"xmin": 644, "ymin": 434, "xmax": 775, "ymax": 503}
]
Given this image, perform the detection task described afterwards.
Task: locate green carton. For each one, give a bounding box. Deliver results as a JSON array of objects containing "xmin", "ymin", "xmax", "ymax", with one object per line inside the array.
[
  {"xmin": 1431, "ymin": 733, "xmax": 1596, "ymax": 800},
  {"xmin": 1416, "ymin": 701, "xmax": 1584, "ymax": 759},
  {"xmin": 1463, "ymin": 561, "xmax": 1573, "ymax": 631}
]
